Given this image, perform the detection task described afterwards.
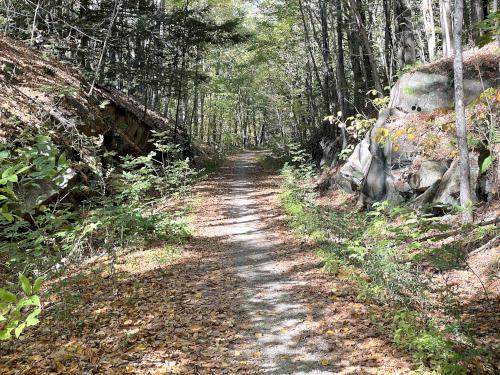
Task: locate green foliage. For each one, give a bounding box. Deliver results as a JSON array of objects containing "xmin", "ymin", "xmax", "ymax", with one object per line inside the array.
[
  {"xmin": 281, "ymin": 145, "xmax": 317, "ymax": 208},
  {"xmin": 388, "ymin": 310, "xmax": 466, "ymax": 374},
  {"xmin": 257, "ymin": 154, "xmax": 289, "ymax": 170},
  {"xmin": 0, "ymin": 274, "xmax": 44, "ymax": 340},
  {"xmin": 73, "ymin": 133, "xmax": 196, "ymax": 256},
  {"xmin": 39, "ymin": 84, "xmax": 77, "ymax": 99},
  {"xmin": 480, "ymin": 155, "xmax": 494, "ymax": 174},
  {"xmin": 478, "ymin": 11, "xmax": 500, "ymax": 46},
  {"xmin": 0, "ymin": 136, "xmax": 72, "ymax": 266},
  {"xmin": 0, "ymin": 131, "xmax": 198, "ymax": 340},
  {"xmin": 278, "ymin": 158, "xmax": 487, "ymax": 372}
]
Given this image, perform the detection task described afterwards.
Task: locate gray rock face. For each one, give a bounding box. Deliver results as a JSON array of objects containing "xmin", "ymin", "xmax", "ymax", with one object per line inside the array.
[
  {"xmin": 339, "ymin": 138, "xmax": 371, "ymax": 186},
  {"xmin": 409, "ymin": 161, "xmax": 449, "ymax": 192},
  {"xmin": 389, "ymin": 71, "xmax": 490, "ymax": 113},
  {"xmin": 433, "ymin": 155, "xmax": 480, "ymax": 205},
  {"xmin": 485, "ymin": 145, "xmax": 500, "ymax": 200},
  {"xmin": 319, "ymin": 53, "xmax": 499, "ymax": 209}
]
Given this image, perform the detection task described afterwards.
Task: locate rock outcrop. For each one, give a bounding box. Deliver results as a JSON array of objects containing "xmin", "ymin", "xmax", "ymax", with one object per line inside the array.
[{"xmin": 320, "ymin": 44, "xmax": 500, "ymax": 209}]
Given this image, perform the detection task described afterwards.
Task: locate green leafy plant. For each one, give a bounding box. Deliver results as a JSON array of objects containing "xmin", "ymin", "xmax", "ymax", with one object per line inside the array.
[
  {"xmin": 39, "ymin": 84, "xmax": 77, "ymax": 99},
  {"xmin": 0, "ymin": 273, "xmax": 44, "ymax": 340}
]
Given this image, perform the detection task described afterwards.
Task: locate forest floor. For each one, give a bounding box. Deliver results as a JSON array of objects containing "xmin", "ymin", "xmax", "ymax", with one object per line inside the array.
[{"xmin": 0, "ymin": 152, "xmax": 418, "ymax": 374}]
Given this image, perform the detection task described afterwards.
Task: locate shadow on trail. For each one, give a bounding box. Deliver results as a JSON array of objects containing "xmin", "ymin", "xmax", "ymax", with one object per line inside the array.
[{"xmin": 200, "ymin": 152, "xmax": 414, "ymax": 374}]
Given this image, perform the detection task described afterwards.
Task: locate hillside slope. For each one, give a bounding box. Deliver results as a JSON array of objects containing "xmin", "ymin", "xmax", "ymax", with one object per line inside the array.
[{"xmin": 0, "ymin": 36, "xmax": 188, "ymax": 156}]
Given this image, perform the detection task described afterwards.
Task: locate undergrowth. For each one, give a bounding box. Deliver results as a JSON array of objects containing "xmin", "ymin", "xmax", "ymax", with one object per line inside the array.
[
  {"xmin": 0, "ymin": 131, "xmax": 197, "ymax": 340},
  {"xmin": 279, "ymin": 147, "xmax": 498, "ymax": 374}
]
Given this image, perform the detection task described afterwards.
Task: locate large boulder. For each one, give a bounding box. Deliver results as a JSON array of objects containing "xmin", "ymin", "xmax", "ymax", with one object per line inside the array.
[
  {"xmin": 321, "ymin": 44, "xmax": 499, "ymax": 210},
  {"xmin": 408, "ymin": 160, "xmax": 449, "ymax": 192},
  {"xmin": 339, "ymin": 138, "xmax": 371, "ymax": 186},
  {"xmin": 432, "ymin": 155, "xmax": 480, "ymax": 205},
  {"xmin": 389, "ymin": 71, "xmax": 489, "ymax": 113}
]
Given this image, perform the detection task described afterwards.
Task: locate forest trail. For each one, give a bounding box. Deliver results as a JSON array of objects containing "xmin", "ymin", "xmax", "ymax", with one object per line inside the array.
[
  {"xmin": 0, "ymin": 152, "xmax": 415, "ymax": 374},
  {"xmin": 190, "ymin": 152, "xmax": 414, "ymax": 374}
]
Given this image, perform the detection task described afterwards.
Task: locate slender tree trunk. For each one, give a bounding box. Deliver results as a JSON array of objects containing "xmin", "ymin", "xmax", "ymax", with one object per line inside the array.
[
  {"xmin": 471, "ymin": 0, "xmax": 484, "ymax": 43},
  {"xmin": 299, "ymin": 0, "xmax": 324, "ymax": 97},
  {"xmin": 349, "ymin": 24, "xmax": 365, "ymax": 111},
  {"xmin": 493, "ymin": 0, "xmax": 499, "ymax": 45},
  {"xmin": 30, "ymin": 0, "xmax": 41, "ymax": 46},
  {"xmin": 318, "ymin": 0, "xmax": 335, "ymax": 115},
  {"xmin": 422, "ymin": 0, "xmax": 436, "ymax": 61},
  {"xmin": 453, "ymin": 0, "xmax": 473, "ymax": 223},
  {"xmin": 463, "ymin": 0, "xmax": 471, "ymax": 42},
  {"xmin": 88, "ymin": 0, "xmax": 122, "ymax": 96},
  {"xmin": 347, "ymin": 0, "xmax": 384, "ymax": 96},
  {"xmin": 394, "ymin": 0, "xmax": 417, "ymax": 68},
  {"xmin": 333, "ymin": 0, "xmax": 349, "ymax": 118},
  {"xmin": 383, "ymin": 0, "xmax": 394, "ymax": 84},
  {"xmin": 440, "ymin": 0, "xmax": 455, "ymax": 58}
]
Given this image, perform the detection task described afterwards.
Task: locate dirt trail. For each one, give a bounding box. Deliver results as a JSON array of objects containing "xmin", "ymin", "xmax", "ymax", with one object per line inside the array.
[
  {"xmin": 192, "ymin": 152, "xmax": 414, "ymax": 374},
  {"xmin": 0, "ymin": 151, "xmax": 415, "ymax": 375}
]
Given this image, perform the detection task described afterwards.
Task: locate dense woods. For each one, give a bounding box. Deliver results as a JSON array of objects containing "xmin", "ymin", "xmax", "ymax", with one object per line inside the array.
[
  {"xmin": 2, "ymin": 0, "xmax": 497, "ymax": 149},
  {"xmin": 0, "ymin": 0, "xmax": 499, "ymax": 373}
]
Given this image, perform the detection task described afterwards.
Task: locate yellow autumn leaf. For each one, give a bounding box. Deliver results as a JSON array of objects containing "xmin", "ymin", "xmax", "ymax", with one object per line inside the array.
[
  {"xmin": 252, "ymin": 351, "xmax": 262, "ymax": 358},
  {"xmin": 194, "ymin": 292, "xmax": 202, "ymax": 299},
  {"xmin": 321, "ymin": 359, "xmax": 330, "ymax": 366},
  {"xmin": 326, "ymin": 330, "xmax": 335, "ymax": 335},
  {"xmin": 376, "ymin": 127, "xmax": 389, "ymax": 137}
]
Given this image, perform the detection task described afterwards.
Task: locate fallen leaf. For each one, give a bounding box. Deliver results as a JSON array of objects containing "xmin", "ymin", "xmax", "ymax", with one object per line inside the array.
[
  {"xmin": 252, "ymin": 351, "xmax": 262, "ymax": 358},
  {"xmin": 190, "ymin": 324, "xmax": 203, "ymax": 332}
]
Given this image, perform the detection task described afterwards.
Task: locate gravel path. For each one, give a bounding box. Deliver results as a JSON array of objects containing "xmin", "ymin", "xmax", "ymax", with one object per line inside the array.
[
  {"xmin": 228, "ymin": 153, "xmax": 332, "ymax": 374},
  {"xmin": 192, "ymin": 151, "xmax": 414, "ymax": 374}
]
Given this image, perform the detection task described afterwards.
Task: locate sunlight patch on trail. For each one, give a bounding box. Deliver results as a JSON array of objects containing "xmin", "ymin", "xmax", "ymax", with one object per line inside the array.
[{"xmin": 226, "ymin": 153, "xmax": 333, "ymax": 374}]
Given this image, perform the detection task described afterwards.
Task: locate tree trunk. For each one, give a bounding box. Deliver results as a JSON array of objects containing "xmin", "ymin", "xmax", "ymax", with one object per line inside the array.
[
  {"xmin": 318, "ymin": 0, "xmax": 336, "ymax": 115},
  {"xmin": 440, "ymin": 0, "xmax": 455, "ymax": 58},
  {"xmin": 347, "ymin": 0, "xmax": 384, "ymax": 96},
  {"xmin": 298, "ymin": 0, "xmax": 325, "ymax": 99},
  {"xmin": 471, "ymin": 0, "xmax": 484, "ymax": 43},
  {"xmin": 453, "ymin": 0, "xmax": 473, "ymax": 223},
  {"xmin": 349, "ymin": 23, "xmax": 365, "ymax": 111},
  {"xmin": 394, "ymin": 0, "xmax": 416, "ymax": 68},
  {"xmin": 333, "ymin": 0, "xmax": 349, "ymax": 118},
  {"xmin": 383, "ymin": 0, "xmax": 394, "ymax": 84},
  {"xmin": 422, "ymin": 0, "xmax": 436, "ymax": 61},
  {"xmin": 493, "ymin": 0, "xmax": 499, "ymax": 45}
]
